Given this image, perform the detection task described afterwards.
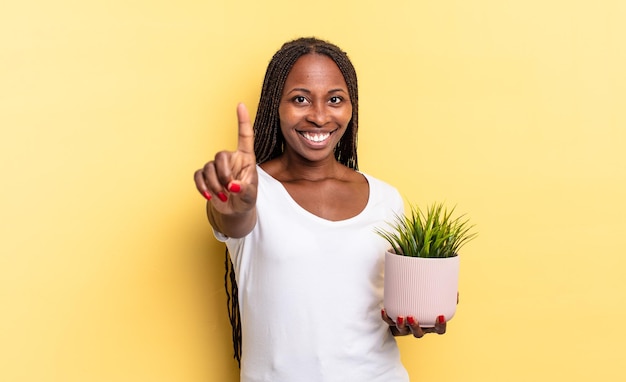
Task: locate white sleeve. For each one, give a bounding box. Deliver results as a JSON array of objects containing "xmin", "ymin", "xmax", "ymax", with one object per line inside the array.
[{"xmin": 212, "ymin": 228, "xmax": 229, "ymax": 242}]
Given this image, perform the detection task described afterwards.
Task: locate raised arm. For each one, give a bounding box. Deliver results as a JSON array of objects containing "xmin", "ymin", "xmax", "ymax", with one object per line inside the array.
[{"xmin": 193, "ymin": 103, "xmax": 258, "ymax": 238}]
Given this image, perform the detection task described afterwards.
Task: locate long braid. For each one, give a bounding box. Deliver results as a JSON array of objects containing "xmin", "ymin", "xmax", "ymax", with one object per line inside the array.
[
  {"xmin": 225, "ymin": 37, "xmax": 360, "ymax": 367},
  {"xmin": 224, "ymin": 247, "xmax": 241, "ymax": 366}
]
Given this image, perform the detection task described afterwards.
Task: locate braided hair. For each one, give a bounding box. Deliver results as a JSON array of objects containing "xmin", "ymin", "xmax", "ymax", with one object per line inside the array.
[{"xmin": 225, "ymin": 37, "xmax": 360, "ymax": 366}]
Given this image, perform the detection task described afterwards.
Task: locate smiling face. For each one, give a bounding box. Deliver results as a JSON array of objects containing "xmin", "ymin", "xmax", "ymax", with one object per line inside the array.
[{"xmin": 278, "ymin": 53, "xmax": 353, "ymax": 165}]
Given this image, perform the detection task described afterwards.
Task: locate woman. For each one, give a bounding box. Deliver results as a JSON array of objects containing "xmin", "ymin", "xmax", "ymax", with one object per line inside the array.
[{"xmin": 194, "ymin": 37, "xmax": 446, "ymax": 382}]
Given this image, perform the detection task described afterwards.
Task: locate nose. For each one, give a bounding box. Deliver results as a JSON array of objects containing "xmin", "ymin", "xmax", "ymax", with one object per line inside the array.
[{"xmin": 305, "ymin": 103, "xmax": 330, "ymax": 127}]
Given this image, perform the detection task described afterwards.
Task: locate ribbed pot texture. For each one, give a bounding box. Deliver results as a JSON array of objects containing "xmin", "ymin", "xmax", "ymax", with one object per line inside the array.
[{"xmin": 383, "ymin": 251, "xmax": 460, "ymax": 327}]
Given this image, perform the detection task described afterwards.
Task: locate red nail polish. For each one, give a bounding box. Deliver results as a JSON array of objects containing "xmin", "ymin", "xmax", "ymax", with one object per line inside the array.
[
  {"xmin": 437, "ymin": 315, "xmax": 446, "ymax": 324},
  {"xmin": 228, "ymin": 183, "xmax": 241, "ymax": 193},
  {"xmin": 217, "ymin": 192, "xmax": 228, "ymax": 202},
  {"xmin": 397, "ymin": 316, "xmax": 404, "ymax": 325},
  {"xmin": 407, "ymin": 316, "xmax": 416, "ymax": 326},
  {"xmin": 202, "ymin": 191, "xmax": 212, "ymax": 200}
]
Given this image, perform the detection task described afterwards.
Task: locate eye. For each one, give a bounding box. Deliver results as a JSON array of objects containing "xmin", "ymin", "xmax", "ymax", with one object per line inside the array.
[
  {"xmin": 293, "ymin": 96, "xmax": 308, "ymax": 104},
  {"xmin": 329, "ymin": 96, "xmax": 343, "ymax": 104}
]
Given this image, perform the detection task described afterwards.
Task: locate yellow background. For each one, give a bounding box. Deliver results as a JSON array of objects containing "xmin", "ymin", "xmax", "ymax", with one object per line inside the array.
[{"xmin": 2, "ymin": 1, "xmax": 625, "ymax": 381}]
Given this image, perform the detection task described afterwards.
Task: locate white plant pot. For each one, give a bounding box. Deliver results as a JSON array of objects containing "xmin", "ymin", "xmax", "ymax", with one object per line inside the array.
[{"xmin": 384, "ymin": 251, "xmax": 460, "ymax": 327}]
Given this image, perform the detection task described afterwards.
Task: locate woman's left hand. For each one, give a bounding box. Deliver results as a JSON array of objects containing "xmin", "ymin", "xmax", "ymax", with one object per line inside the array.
[{"xmin": 381, "ymin": 309, "xmax": 447, "ymax": 338}]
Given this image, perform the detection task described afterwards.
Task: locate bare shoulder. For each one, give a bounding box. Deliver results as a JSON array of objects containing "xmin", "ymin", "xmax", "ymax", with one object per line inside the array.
[{"xmin": 342, "ymin": 166, "xmax": 368, "ymax": 184}]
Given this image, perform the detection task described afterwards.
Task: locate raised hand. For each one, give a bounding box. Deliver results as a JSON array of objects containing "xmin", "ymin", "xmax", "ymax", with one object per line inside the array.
[{"xmin": 194, "ymin": 103, "xmax": 258, "ymax": 236}]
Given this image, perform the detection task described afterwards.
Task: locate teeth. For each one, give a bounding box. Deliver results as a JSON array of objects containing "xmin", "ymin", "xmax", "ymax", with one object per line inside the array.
[{"xmin": 301, "ymin": 132, "xmax": 330, "ymax": 142}]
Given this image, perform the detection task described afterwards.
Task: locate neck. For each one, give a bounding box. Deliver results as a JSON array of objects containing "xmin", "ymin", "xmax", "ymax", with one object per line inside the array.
[{"xmin": 273, "ymin": 153, "xmax": 346, "ymax": 182}]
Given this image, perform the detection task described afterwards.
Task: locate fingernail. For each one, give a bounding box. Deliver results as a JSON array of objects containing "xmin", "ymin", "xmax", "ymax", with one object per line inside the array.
[
  {"xmin": 407, "ymin": 316, "xmax": 416, "ymax": 326},
  {"xmin": 397, "ymin": 316, "xmax": 404, "ymax": 325},
  {"xmin": 437, "ymin": 315, "xmax": 446, "ymax": 324},
  {"xmin": 217, "ymin": 192, "xmax": 228, "ymax": 202},
  {"xmin": 381, "ymin": 309, "xmax": 385, "ymax": 316},
  {"xmin": 202, "ymin": 191, "xmax": 212, "ymax": 200},
  {"xmin": 228, "ymin": 183, "xmax": 241, "ymax": 193}
]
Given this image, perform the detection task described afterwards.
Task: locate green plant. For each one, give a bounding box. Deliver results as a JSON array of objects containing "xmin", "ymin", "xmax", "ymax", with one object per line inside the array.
[{"xmin": 376, "ymin": 203, "xmax": 477, "ymax": 258}]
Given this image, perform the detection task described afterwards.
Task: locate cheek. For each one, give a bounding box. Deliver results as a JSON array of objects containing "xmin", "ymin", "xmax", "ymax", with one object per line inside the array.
[
  {"xmin": 339, "ymin": 108, "xmax": 353, "ymax": 128},
  {"xmin": 278, "ymin": 104, "xmax": 297, "ymax": 125},
  {"xmin": 278, "ymin": 104, "xmax": 286, "ymax": 122}
]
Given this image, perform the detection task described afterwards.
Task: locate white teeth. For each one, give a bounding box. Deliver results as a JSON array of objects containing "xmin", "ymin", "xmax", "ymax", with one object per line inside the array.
[{"xmin": 301, "ymin": 132, "xmax": 330, "ymax": 142}]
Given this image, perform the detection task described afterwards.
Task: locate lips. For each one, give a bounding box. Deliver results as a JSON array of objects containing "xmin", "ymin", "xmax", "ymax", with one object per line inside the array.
[{"xmin": 299, "ymin": 131, "xmax": 332, "ymax": 143}]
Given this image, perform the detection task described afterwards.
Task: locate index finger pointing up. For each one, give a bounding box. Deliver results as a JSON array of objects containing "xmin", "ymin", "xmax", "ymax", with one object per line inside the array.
[{"xmin": 236, "ymin": 103, "xmax": 254, "ymax": 154}]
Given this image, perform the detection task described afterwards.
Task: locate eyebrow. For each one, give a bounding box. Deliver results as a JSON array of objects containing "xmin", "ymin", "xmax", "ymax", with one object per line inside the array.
[{"xmin": 286, "ymin": 87, "xmax": 348, "ymax": 95}]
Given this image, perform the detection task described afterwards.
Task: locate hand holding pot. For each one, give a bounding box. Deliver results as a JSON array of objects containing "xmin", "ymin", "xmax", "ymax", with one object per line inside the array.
[{"xmin": 381, "ymin": 309, "xmax": 447, "ymax": 338}]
